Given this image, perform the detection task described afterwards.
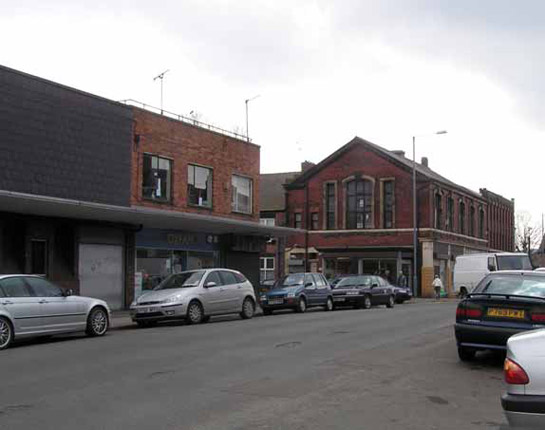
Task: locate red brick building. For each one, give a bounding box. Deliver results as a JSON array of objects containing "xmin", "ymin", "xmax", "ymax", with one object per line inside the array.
[{"xmin": 260, "ymin": 137, "xmax": 515, "ymax": 297}]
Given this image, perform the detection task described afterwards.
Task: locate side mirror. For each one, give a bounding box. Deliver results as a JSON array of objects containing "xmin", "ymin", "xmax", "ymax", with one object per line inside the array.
[
  {"xmin": 304, "ymin": 282, "xmax": 313, "ymax": 288},
  {"xmin": 63, "ymin": 288, "xmax": 74, "ymax": 297},
  {"xmin": 371, "ymin": 283, "xmax": 378, "ymax": 288},
  {"xmin": 204, "ymin": 281, "xmax": 217, "ymax": 288}
]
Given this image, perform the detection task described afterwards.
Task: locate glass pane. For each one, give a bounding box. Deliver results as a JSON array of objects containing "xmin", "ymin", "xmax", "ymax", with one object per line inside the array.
[
  {"xmin": 26, "ymin": 277, "xmax": 62, "ymax": 297},
  {"xmin": 187, "ymin": 251, "xmax": 216, "ymax": 270},
  {"xmin": 220, "ymin": 271, "xmax": 238, "ymax": 285},
  {"xmin": 205, "ymin": 271, "xmax": 223, "ymax": 286},
  {"xmin": 0, "ymin": 277, "xmax": 31, "ymax": 297},
  {"xmin": 266, "ymin": 258, "xmax": 274, "ymax": 269}
]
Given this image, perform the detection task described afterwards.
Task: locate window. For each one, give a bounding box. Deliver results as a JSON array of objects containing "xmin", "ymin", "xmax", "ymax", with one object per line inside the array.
[
  {"xmin": 383, "ymin": 180, "xmax": 394, "ymax": 228},
  {"xmin": 311, "ymin": 213, "xmax": 319, "ymax": 230},
  {"xmin": 260, "ymin": 257, "xmax": 275, "ymax": 282},
  {"xmin": 260, "ymin": 218, "xmax": 276, "ymax": 227},
  {"xmin": 234, "ymin": 272, "xmax": 247, "ymax": 283},
  {"xmin": 30, "ymin": 239, "xmax": 47, "ymax": 275},
  {"xmin": 142, "ymin": 154, "xmax": 172, "ymax": 202},
  {"xmin": 325, "ymin": 183, "xmax": 336, "ymax": 229},
  {"xmin": 0, "ymin": 277, "xmax": 31, "ymax": 297},
  {"xmin": 434, "ymin": 193, "xmax": 442, "ymax": 229},
  {"xmin": 204, "ymin": 271, "xmax": 222, "ymax": 287},
  {"xmin": 188, "ymin": 164, "xmax": 212, "ymax": 207},
  {"xmin": 459, "ymin": 201, "xmax": 466, "ymax": 234},
  {"xmin": 469, "ymin": 205, "xmax": 475, "ymax": 237},
  {"xmin": 447, "ymin": 197, "xmax": 454, "ymax": 231},
  {"xmin": 346, "ymin": 178, "xmax": 373, "ymax": 229},
  {"xmin": 314, "ymin": 274, "xmax": 327, "ymax": 287},
  {"xmin": 479, "ymin": 208, "xmax": 485, "ymax": 238},
  {"xmin": 232, "ymin": 175, "xmax": 253, "ymax": 214},
  {"xmin": 25, "ymin": 277, "xmax": 62, "ymax": 297},
  {"xmin": 294, "ymin": 213, "xmax": 302, "ymax": 229},
  {"xmin": 304, "ymin": 274, "xmax": 317, "ymax": 288},
  {"xmin": 219, "ymin": 271, "xmax": 238, "ymax": 285}
]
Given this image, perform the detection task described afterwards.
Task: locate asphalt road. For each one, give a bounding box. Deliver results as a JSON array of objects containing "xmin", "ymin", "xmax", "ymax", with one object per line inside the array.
[{"xmin": 0, "ymin": 301, "xmax": 509, "ymax": 430}]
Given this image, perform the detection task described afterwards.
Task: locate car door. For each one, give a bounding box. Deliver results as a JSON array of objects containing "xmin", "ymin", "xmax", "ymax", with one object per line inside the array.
[
  {"xmin": 218, "ymin": 270, "xmax": 243, "ymax": 313},
  {"xmin": 201, "ymin": 271, "xmax": 227, "ymax": 315},
  {"xmin": 24, "ymin": 277, "xmax": 86, "ymax": 333},
  {"xmin": 376, "ymin": 277, "xmax": 390, "ymax": 304},
  {"xmin": 303, "ymin": 274, "xmax": 318, "ymax": 306},
  {"xmin": 313, "ymin": 274, "xmax": 329, "ymax": 305},
  {"xmin": 0, "ymin": 276, "xmax": 43, "ymax": 334}
]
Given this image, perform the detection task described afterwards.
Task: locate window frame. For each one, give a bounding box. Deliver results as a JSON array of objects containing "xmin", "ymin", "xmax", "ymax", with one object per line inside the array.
[
  {"xmin": 187, "ymin": 163, "xmax": 213, "ymax": 208},
  {"xmin": 142, "ymin": 153, "xmax": 173, "ymax": 203},
  {"xmin": 434, "ymin": 192, "xmax": 443, "ymax": 230},
  {"xmin": 459, "ymin": 200, "xmax": 466, "ymax": 235},
  {"xmin": 231, "ymin": 174, "xmax": 253, "ymax": 215},
  {"xmin": 260, "ymin": 257, "xmax": 275, "ymax": 282},
  {"xmin": 324, "ymin": 182, "xmax": 337, "ymax": 230},
  {"xmin": 294, "ymin": 212, "xmax": 302, "ymax": 229},
  {"xmin": 311, "ymin": 212, "xmax": 319, "ymax": 230},
  {"xmin": 344, "ymin": 176, "xmax": 375, "ymax": 230},
  {"xmin": 380, "ymin": 178, "xmax": 395, "ymax": 229}
]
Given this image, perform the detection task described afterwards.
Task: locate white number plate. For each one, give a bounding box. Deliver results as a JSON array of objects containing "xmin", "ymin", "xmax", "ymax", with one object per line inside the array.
[
  {"xmin": 269, "ymin": 298, "xmax": 283, "ymax": 305},
  {"xmin": 334, "ymin": 297, "xmax": 345, "ymax": 302},
  {"xmin": 141, "ymin": 307, "xmax": 157, "ymax": 313}
]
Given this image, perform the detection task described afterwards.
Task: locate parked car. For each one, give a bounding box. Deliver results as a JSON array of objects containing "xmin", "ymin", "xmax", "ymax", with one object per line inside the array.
[
  {"xmin": 454, "ymin": 271, "xmax": 545, "ymax": 361},
  {"xmin": 454, "ymin": 252, "xmax": 533, "ymax": 297},
  {"xmin": 259, "ymin": 279, "xmax": 276, "ymax": 293},
  {"xmin": 501, "ymin": 328, "xmax": 545, "ymax": 428},
  {"xmin": 329, "ymin": 275, "xmax": 352, "ymax": 288},
  {"xmin": 392, "ymin": 284, "xmax": 412, "ymax": 303},
  {"xmin": 535, "ymin": 267, "xmax": 545, "ymax": 272},
  {"xmin": 260, "ymin": 273, "xmax": 333, "ymax": 315},
  {"xmin": 130, "ymin": 268, "xmax": 256, "ymax": 327},
  {"xmin": 0, "ymin": 274, "xmax": 110, "ymax": 350},
  {"xmin": 331, "ymin": 275, "xmax": 396, "ymax": 309}
]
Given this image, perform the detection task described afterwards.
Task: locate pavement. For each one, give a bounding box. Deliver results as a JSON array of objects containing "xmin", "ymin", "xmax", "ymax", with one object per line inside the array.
[{"xmin": 0, "ymin": 300, "xmax": 508, "ymax": 430}]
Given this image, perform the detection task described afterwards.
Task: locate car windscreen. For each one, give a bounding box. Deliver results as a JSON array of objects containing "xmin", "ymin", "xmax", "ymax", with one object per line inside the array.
[
  {"xmin": 496, "ymin": 255, "xmax": 533, "ymax": 270},
  {"xmin": 335, "ymin": 276, "xmax": 372, "ymax": 288},
  {"xmin": 154, "ymin": 271, "xmax": 205, "ymax": 290},
  {"xmin": 276, "ymin": 274, "xmax": 305, "ymax": 287},
  {"xmin": 473, "ymin": 274, "xmax": 545, "ymax": 298}
]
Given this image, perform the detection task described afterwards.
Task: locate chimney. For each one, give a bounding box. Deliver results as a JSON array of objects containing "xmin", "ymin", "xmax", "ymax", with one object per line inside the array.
[
  {"xmin": 391, "ymin": 150, "xmax": 405, "ymax": 158},
  {"xmin": 421, "ymin": 157, "xmax": 429, "ymax": 167},
  {"xmin": 301, "ymin": 161, "xmax": 315, "ymax": 172}
]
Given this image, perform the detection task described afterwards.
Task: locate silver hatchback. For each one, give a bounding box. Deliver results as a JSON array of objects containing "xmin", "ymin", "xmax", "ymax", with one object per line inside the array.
[
  {"xmin": 0, "ymin": 275, "xmax": 111, "ymax": 350},
  {"xmin": 130, "ymin": 268, "xmax": 256, "ymax": 326}
]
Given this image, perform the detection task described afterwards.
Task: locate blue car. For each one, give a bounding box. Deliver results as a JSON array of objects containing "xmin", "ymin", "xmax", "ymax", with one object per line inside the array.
[{"xmin": 260, "ymin": 273, "xmax": 334, "ymax": 315}]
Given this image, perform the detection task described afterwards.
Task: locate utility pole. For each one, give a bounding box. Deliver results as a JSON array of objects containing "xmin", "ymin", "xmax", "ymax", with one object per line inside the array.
[
  {"xmin": 245, "ymin": 95, "xmax": 260, "ymax": 142},
  {"xmin": 153, "ymin": 70, "xmax": 169, "ymax": 115}
]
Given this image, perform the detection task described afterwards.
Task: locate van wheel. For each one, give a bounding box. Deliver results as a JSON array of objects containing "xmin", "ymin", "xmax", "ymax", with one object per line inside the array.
[
  {"xmin": 240, "ymin": 297, "xmax": 255, "ymax": 319},
  {"xmin": 0, "ymin": 317, "xmax": 13, "ymax": 350}
]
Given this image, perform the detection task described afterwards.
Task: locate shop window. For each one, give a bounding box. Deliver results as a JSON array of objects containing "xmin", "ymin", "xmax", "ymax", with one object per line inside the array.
[
  {"xmin": 232, "ymin": 175, "xmax": 253, "ymax": 214},
  {"xmin": 325, "ymin": 183, "xmax": 336, "ymax": 229},
  {"xmin": 260, "ymin": 218, "xmax": 275, "ymax": 226},
  {"xmin": 383, "ymin": 180, "xmax": 394, "ymax": 228},
  {"xmin": 346, "ymin": 178, "xmax": 373, "ymax": 229},
  {"xmin": 188, "ymin": 164, "xmax": 212, "ymax": 208},
  {"xmin": 30, "ymin": 239, "xmax": 47, "ymax": 275},
  {"xmin": 260, "ymin": 257, "xmax": 275, "ymax": 282},
  {"xmin": 434, "ymin": 193, "xmax": 442, "ymax": 230},
  {"xmin": 142, "ymin": 154, "xmax": 172, "ymax": 202},
  {"xmin": 311, "ymin": 212, "xmax": 319, "ymax": 230},
  {"xmin": 294, "ymin": 213, "xmax": 302, "ymax": 229},
  {"xmin": 447, "ymin": 197, "xmax": 454, "ymax": 231},
  {"xmin": 459, "ymin": 201, "xmax": 466, "ymax": 234}
]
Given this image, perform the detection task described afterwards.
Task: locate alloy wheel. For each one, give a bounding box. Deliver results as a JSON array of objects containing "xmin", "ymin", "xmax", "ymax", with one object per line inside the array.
[
  {"xmin": 0, "ymin": 318, "xmax": 12, "ymax": 349},
  {"xmin": 363, "ymin": 296, "xmax": 372, "ymax": 309},
  {"xmin": 188, "ymin": 302, "xmax": 203, "ymax": 324},
  {"xmin": 91, "ymin": 309, "xmax": 108, "ymax": 335},
  {"xmin": 242, "ymin": 298, "xmax": 254, "ymax": 319}
]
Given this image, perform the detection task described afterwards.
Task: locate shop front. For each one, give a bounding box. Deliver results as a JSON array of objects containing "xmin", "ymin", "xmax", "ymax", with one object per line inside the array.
[{"xmin": 135, "ymin": 228, "xmax": 221, "ymax": 293}]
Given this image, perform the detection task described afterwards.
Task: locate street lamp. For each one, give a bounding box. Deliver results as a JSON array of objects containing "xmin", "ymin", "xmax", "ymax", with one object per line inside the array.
[
  {"xmin": 412, "ymin": 130, "xmax": 447, "ymax": 297},
  {"xmin": 245, "ymin": 95, "xmax": 260, "ymax": 142}
]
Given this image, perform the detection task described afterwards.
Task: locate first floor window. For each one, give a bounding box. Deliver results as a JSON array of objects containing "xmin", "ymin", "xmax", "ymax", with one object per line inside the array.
[
  {"xmin": 469, "ymin": 205, "xmax": 475, "ymax": 237},
  {"xmin": 383, "ymin": 180, "xmax": 394, "ymax": 228},
  {"xmin": 260, "ymin": 257, "xmax": 275, "ymax": 282},
  {"xmin": 434, "ymin": 193, "xmax": 442, "ymax": 229},
  {"xmin": 479, "ymin": 208, "xmax": 485, "ymax": 238},
  {"xmin": 142, "ymin": 154, "xmax": 172, "ymax": 202},
  {"xmin": 311, "ymin": 212, "xmax": 319, "ymax": 230},
  {"xmin": 346, "ymin": 178, "xmax": 373, "ymax": 229},
  {"xmin": 260, "ymin": 218, "xmax": 276, "ymax": 226},
  {"xmin": 294, "ymin": 213, "xmax": 302, "ymax": 229},
  {"xmin": 188, "ymin": 164, "xmax": 212, "ymax": 207},
  {"xmin": 459, "ymin": 201, "xmax": 466, "ymax": 234},
  {"xmin": 232, "ymin": 175, "xmax": 253, "ymax": 214},
  {"xmin": 326, "ymin": 183, "xmax": 336, "ymax": 229},
  {"xmin": 447, "ymin": 197, "xmax": 454, "ymax": 231}
]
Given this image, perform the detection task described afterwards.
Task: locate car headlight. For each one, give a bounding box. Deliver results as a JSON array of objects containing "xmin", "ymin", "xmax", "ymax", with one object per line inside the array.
[
  {"xmin": 163, "ymin": 296, "xmax": 182, "ymax": 304},
  {"xmin": 287, "ymin": 292, "xmax": 296, "ymax": 298},
  {"xmin": 130, "ymin": 300, "xmax": 137, "ymax": 307}
]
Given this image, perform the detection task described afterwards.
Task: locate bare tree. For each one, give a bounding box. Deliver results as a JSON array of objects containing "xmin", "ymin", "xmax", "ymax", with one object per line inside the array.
[{"xmin": 515, "ymin": 211, "xmax": 541, "ymax": 254}]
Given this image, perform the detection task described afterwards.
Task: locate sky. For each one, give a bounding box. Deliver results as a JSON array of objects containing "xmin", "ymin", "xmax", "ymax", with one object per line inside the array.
[{"xmin": 1, "ymin": 0, "xmax": 544, "ymax": 225}]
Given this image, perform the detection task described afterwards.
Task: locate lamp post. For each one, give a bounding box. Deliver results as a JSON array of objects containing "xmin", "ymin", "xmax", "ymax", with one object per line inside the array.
[
  {"xmin": 153, "ymin": 70, "xmax": 169, "ymax": 115},
  {"xmin": 412, "ymin": 130, "xmax": 447, "ymax": 297},
  {"xmin": 245, "ymin": 95, "xmax": 260, "ymax": 142}
]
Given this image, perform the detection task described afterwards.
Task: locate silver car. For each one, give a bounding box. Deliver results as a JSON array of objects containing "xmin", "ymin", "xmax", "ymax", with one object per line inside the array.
[
  {"xmin": 502, "ymin": 328, "xmax": 545, "ymax": 428},
  {"xmin": 0, "ymin": 274, "xmax": 110, "ymax": 350},
  {"xmin": 130, "ymin": 269, "xmax": 256, "ymax": 326}
]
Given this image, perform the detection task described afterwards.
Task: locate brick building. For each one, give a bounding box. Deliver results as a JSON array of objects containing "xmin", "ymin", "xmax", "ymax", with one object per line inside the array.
[
  {"xmin": 260, "ymin": 137, "xmax": 515, "ymax": 297},
  {"xmin": 480, "ymin": 188, "xmax": 515, "ymax": 251},
  {"xmin": 0, "ymin": 64, "xmax": 293, "ymax": 309}
]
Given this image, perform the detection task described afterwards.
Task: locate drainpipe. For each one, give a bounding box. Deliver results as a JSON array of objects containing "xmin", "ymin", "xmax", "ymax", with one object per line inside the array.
[{"xmin": 305, "ymin": 182, "xmax": 309, "ymax": 272}]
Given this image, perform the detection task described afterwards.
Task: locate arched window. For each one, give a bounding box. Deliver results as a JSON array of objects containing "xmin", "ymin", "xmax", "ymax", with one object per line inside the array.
[
  {"xmin": 346, "ymin": 178, "xmax": 374, "ymax": 229},
  {"xmin": 459, "ymin": 200, "xmax": 466, "ymax": 235}
]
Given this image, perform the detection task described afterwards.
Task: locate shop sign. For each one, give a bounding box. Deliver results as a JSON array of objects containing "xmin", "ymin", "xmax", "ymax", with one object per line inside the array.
[{"xmin": 167, "ymin": 233, "xmax": 198, "ymax": 246}]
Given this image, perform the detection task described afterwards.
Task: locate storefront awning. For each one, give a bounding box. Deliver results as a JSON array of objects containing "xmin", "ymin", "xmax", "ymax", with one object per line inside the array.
[{"xmin": 0, "ymin": 190, "xmax": 300, "ymax": 237}]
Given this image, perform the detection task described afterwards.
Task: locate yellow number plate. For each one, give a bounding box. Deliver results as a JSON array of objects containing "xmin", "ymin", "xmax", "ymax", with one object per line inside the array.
[{"xmin": 487, "ymin": 308, "xmax": 525, "ymax": 319}]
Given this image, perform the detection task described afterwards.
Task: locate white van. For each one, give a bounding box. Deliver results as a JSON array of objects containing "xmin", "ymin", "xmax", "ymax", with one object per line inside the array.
[{"xmin": 453, "ymin": 252, "xmax": 533, "ymax": 297}]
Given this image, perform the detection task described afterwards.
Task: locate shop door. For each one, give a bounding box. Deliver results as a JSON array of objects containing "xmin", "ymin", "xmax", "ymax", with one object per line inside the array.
[{"xmin": 79, "ymin": 244, "xmax": 124, "ymax": 310}]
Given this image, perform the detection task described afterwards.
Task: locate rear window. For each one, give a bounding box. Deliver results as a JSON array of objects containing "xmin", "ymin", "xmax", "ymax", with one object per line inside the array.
[
  {"xmin": 335, "ymin": 276, "xmax": 373, "ymax": 288},
  {"xmin": 496, "ymin": 255, "xmax": 533, "ymax": 270},
  {"xmin": 474, "ymin": 274, "xmax": 545, "ymax": 298}
]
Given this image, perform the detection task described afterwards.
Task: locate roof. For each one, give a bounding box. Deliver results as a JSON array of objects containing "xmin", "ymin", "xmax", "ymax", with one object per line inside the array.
[
  {"xmin": 259, "ymin": 172, "xmax": 300, "ymax": 211},
  {"xmin": 286, "ymin": 137, "xmax": 484, "ymax": 199},
  {"xmin": 0, "ymin": 190, "xmax": 300, "ymax": 237}
]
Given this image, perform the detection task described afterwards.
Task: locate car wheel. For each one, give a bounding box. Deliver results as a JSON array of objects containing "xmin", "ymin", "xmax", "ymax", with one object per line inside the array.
[
  {"xmin": 458, "ymin": 346, "xmax": 476, "ymax": 361},
  {"xmin": 386, "ymin": 295, "xmax": 395, "ymax": 308},
  {"xmin": 296, "ymin": 297, "xmax": 307, "ymax": 313},
  {"xmin": 186, "ymin": 301, "xmax": 204, "ymax": 324},
  {"xmin": 240, "ymin": 297, "xmax": 255, "ymax": 319},
  {"xmin": 0, "ymin": 317, "xmax": 13, "ymax": 350},
  {"xmin": 86, "ymin": 307, "xmax": 109, "ymax": 337},
  {"xmin": 263, "ymin": 308, "xmax": 272, "ymax": 316},
  {"xmin": 363, "ymin": 295, "xmax": 372, "ymax": 309},
  {"xmin": 324, "ymin": 297, "xmax": 334, "ymax": 311}
]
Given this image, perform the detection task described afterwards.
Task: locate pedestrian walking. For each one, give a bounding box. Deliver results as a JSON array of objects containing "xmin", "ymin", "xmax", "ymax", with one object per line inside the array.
[
  {"xmin": 397, "ymin": 271, "xmax": 407, "ymax": 287},
  {"xmin": 432, "ymin": 275, "xmax": 443, "ymax": 300}
]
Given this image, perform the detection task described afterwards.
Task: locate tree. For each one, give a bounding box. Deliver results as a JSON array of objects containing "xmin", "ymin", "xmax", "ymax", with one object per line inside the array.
[{"xmin": 515, "ymin": 211, "xmax": 541, "ymax": 254}]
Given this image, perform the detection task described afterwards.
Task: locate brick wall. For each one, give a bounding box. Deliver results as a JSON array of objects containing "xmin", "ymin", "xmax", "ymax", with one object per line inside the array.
[{"xmin": 131, "ymin": 107, "xmax": 260, "ymax": 221}]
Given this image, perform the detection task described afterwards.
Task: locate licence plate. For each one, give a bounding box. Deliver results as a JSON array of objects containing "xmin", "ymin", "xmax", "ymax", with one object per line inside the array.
[
  {"xmin": 487, "ymin": 308, "xmax": 525, "ymax": 319},
  {"xmin": 334, "ymin": 297, "xmax": 345, "ymax": 302},
  {"xmin": 269, "ymin": 298, "xmax": 283, "ymax": 305}
]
